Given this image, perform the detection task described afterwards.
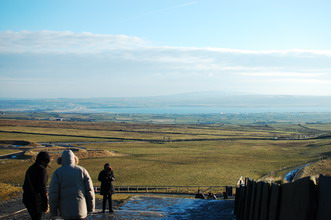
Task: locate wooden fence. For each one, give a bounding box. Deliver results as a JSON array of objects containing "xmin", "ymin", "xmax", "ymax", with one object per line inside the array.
[
  {"xmin": 4, "ymin": 182, "xmax": 234, "ymax": 196},
  {"xmin": 234, "ymin": 175, "xmax": 331, "ymax": 220},
  {"xmin": 96, "ymin": 185, "xmax": 234, "ymax": 196}
]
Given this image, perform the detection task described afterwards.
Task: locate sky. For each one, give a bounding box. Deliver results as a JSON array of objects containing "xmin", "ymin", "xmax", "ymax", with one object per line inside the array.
[{"xmin": 1, "ymin": 0, "xmax": 331, "ymax": 98}]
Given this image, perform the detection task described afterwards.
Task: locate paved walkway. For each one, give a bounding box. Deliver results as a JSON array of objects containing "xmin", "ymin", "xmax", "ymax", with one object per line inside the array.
[
  {"xmin": 88, "ymin": 196, "xmax": 235, "ymax": 219},
  {"xmin": 0, "ymin": 195, "xmax": 235, "ymax": 219}
]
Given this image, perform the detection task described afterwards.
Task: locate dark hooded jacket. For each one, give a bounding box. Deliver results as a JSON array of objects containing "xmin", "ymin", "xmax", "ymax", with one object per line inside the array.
[
  {"xmin": 98, "ymin": 169, "xmax": 115, "ymax": 195},
  {"xmin": 22, "ymin": 152, "xmax": 50, "ymax": 212}
]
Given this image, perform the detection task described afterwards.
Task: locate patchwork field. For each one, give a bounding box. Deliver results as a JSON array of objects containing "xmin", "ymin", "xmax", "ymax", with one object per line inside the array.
[{"xmin": 0, "ymin": 118, "xmax": 330, "ymax": 187}]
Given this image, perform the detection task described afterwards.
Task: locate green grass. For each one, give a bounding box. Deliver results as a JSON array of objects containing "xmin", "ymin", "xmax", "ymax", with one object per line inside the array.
[
  {"xmin": 2, "ymin": 138, "xmax": 330, "ymax": 187},
  {"xmin": 0, "ymin": 119, "xmax": 330, "ymax": 187},
  {"xmin": 2, "ymin": 112, "xmax": 331, "ymax": 124},
  {"xmin": 0, "ymin": 125, "xmax": 276, "ymax": 139},
  {"xmin": 304, "ymin": 123, "xmax": 331, "ymax": 132},
  {"xmin": 0, "ymin": 123, "xmax": 303, "ymax": 142},
  {"xmin": 0, "ymin": 132, "xmax": 113, "ymax": 143}
]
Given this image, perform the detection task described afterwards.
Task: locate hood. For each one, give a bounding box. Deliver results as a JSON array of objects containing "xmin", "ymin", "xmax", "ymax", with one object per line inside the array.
[{"xmin": 60, "ymin": 150, "xmax": 78, "ymax": 166}]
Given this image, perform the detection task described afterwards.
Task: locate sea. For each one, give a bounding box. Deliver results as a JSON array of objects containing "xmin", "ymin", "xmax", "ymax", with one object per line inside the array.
[{"xmin": 87, "ymin": 107, "xmax": 331, "ymax": 114}]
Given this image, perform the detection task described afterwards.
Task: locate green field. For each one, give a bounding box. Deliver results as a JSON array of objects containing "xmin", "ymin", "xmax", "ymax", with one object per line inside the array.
[{"xmin": 0, "ymin": 118, "xmax": 330, "ymax": 187}]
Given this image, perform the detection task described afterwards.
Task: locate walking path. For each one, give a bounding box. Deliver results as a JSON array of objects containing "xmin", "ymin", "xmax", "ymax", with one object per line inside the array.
[
  {"xmin": 0, "ymin": 195, "xmax": 235, "ymax": 220},
  {"xmin": 89, "ymin": 196, "xmax": 235, "ymax": 219}
]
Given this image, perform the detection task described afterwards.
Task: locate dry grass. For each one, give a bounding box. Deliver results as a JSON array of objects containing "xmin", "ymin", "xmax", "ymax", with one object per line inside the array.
[
  {"xmin": 0, "ymin": 183, "xmax": 21, "ymax": 201},
  {"xmin": 24, "ymin": 147, "xmax": 125, "ymax": 160},
  {"xmin": 297, "ymin": 158, "xmax": 331, "ymax": 179},
  {"xmin": 0, "ymin": 149, "xmax": 21, "ymax": 156}
]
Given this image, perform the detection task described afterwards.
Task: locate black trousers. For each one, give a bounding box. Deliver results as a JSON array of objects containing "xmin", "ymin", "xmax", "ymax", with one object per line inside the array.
[
  {"xmin": 26, "ymin": 207, "xmax": 43, "ymax": 220},
  {"xmin": 102, "ymin": 193, "xmax": 113, "ymax": 211}
]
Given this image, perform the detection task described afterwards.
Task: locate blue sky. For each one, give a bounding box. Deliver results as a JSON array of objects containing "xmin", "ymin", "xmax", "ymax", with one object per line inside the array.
[{"xmin": 1, "ymin": 0, "xmax": 331, "ymax": 98}]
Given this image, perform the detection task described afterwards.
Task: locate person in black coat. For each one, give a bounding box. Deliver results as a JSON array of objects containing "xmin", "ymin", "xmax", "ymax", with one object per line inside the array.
[
  {"xmin": 23, "ymin": 151, "xmax": 50, "ymax": 220},
  {"xmin": 98, "ymin": 163, "xmax": 115, "ymax": 213}
]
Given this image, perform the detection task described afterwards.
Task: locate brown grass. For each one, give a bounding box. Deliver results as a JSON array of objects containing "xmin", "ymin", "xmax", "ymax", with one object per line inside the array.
[
  {"xmin": 0, "ymin": 183, "xmax": 21, "ymax": 201},
  {"xmin": 297, "ymin": 158, "xmax": 331, "ymax": 179},
  {"xmin": 24, "ymin": 147, "xmax": 125, "ymax": 160}
]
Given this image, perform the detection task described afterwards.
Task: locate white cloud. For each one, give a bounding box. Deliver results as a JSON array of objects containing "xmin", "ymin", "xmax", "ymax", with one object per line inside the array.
[
  {"xmin": 238, "ymin": 72, "xmax": 327, "ymax": 78},
  {"xmin": 0, "ymin": 31, "xmax": 149, "ymax": 53},
  {"xmin": 1, "ymin": 31, "xmax": 331, "ymax": 97},
  {"xmin": 191, "ymin": 47, "xmax": 331, "ymax": 56},
  {"xmin": 2, "ymin": 31, "xmax": 331, "ymax": 57}
]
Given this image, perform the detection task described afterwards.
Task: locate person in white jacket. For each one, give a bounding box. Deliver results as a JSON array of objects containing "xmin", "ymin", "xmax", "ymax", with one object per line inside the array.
[{"xmin": 49, "ymin": 150, "xmax": 95, "ymax": 220}]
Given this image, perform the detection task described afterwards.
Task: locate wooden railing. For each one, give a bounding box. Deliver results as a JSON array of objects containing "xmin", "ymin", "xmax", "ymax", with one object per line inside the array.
[{"xmin": 4, "ymin": 182, "xmax": 235, "ymax": 197}]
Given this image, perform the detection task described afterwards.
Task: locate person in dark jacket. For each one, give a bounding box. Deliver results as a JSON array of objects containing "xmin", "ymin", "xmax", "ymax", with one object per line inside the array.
[
  {"xmin": 98, "ymin": 163, "xmax": 115, "ymax": 213},
  {"xmin": 23, "ymin": 151, "xmax": 50, "ymax": 220}
]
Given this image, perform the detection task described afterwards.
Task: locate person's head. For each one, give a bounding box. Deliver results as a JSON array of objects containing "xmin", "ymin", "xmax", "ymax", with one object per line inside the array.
[
  {"xmin": 104, "ymin": 163, "xmax": 110, "ymax": 169},
  {"xmin": 57, "ymin": 150, "xmax": 79, "ymax": 166},
  {"xmin": 36, "ymin": 151, "xmax": 50, "ymax": 167},
  {"xmin": 104, "ymin": 163, "xmax": 112, "ymax": 172}
]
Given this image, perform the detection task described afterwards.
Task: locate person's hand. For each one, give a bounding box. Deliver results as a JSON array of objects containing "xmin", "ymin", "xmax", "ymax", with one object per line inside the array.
[{"xmin": 42, "ymin": 205, "xmax": 48, "ymax": 213}]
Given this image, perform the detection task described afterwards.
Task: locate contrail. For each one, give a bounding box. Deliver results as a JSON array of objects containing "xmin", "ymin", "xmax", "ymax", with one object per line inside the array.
[{"xmin": 118, "ymin": 2, "xmax": 198, "ymax": 23}]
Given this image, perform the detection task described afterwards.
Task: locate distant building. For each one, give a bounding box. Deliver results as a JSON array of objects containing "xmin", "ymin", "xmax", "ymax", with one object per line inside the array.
[{"xmin": 55, "ymin": 118, "xmax": 63, "ymax": 121}]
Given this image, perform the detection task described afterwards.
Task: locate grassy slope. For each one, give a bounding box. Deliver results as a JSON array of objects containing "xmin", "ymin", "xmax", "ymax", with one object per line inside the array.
[
  {"xmin": 297, "ymin": 158, "xmax": 331, "ymax": 179},
  {"xmin": 0, "ymin": 119, "xmax": 330, "ymax": 186}
]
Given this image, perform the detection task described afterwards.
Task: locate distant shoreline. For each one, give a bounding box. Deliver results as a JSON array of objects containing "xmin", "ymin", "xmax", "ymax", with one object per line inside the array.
[
  {"xmin": 84, "ymin": 107, "xmax": 331, "ymax": 114},
  {"xmin": 1, "ymin": 107, "xmax": 331, "ymax": 114}
]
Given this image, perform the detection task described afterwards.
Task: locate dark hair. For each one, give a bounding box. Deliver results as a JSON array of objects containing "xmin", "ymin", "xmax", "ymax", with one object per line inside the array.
[
  {"xmin": 104, "ymin": 163, "xmax": 110, "ymax": 169},
  {"xmin": 36, "ymin": 151, "xmax": 50, "ymax": 164}
]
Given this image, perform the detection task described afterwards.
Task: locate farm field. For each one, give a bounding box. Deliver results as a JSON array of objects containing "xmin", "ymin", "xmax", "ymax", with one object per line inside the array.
[
  {"xmin": 2, "ymin": 111, "xmax": 331, "ymax": 124},
  {"xmin": 0, "ymin": 118, "xmax": 330, "ymax": 187},
  {"xmin": 0, "ymin": 149, "xmax": 21, "ymax": 156}
]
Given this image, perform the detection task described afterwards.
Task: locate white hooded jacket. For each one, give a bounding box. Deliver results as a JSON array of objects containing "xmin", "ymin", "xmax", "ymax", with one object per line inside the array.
[{"xmin": 49, "ymin": 150, "xmax": 95, "ymax": 219}]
